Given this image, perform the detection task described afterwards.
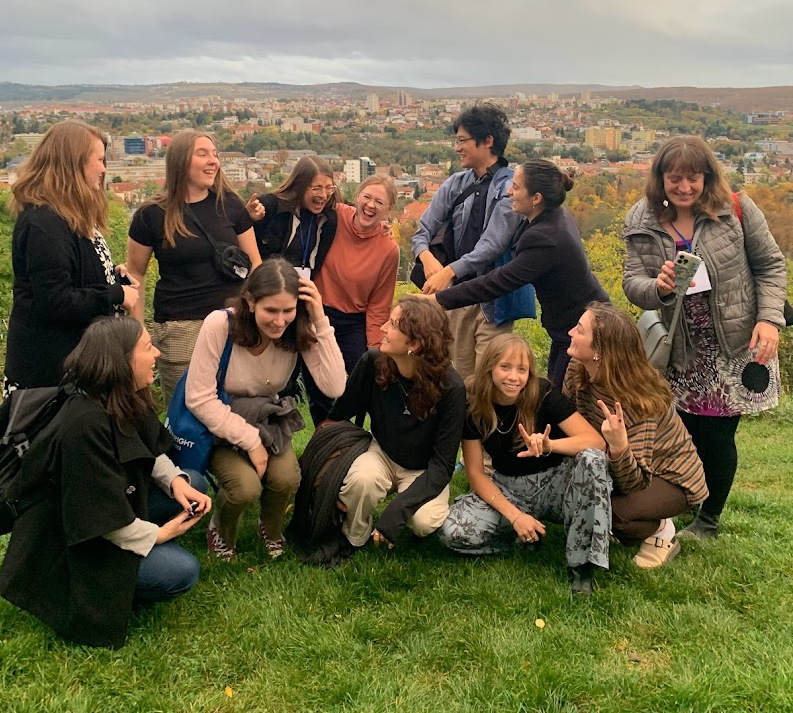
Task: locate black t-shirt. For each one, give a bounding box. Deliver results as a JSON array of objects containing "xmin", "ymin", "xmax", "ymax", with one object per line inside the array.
[
  {"xmin": 128, "ymin": 191, "xmax": 253, "ymax": 322},
  {"xmin": 463, "ymin": 379, "xmax": 576, "ymax": 477}
]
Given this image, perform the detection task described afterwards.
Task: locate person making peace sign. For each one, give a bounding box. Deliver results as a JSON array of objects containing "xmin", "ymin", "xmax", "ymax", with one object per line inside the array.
[{"xmin": 563, "ymin": 303, "xmax": 708, "ymax": 569}]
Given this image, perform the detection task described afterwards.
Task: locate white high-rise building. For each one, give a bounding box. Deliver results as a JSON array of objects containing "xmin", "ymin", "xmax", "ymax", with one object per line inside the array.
[{"xmin": 366, "ymin": 93, "xmax": 380, "ymax": 113}]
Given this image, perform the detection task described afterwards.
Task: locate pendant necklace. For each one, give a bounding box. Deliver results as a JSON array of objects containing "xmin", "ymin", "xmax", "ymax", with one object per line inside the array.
[
  {"xmin": 495, "ymin": 407, "xmax": 518, "ymax": 434},
  {"xmin": 397, "ymin": 379, "xmax": 412, "ymax": 416}
]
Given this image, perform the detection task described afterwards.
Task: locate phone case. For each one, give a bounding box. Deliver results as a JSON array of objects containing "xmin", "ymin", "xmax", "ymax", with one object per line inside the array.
[{"xmin": 673, "ymin": 251, "xmax": 702, "ymax": 295}]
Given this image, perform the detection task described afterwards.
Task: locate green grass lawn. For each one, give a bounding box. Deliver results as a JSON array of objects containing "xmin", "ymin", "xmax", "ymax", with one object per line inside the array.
[{"xmin": 1, "ymin": 401, "xmax": 792, "ymax": 713}]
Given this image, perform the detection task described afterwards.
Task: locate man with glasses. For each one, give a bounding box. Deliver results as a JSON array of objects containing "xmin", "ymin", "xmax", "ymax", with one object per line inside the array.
[{"xmin": 412, "ymin": 104, "xmax": 520, "ymax": 383}]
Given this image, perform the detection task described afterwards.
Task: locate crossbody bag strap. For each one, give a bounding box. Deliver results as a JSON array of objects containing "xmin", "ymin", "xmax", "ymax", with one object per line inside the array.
[
  {"xmin": 184, "ymin": 205, "xmax": 222, "ymax": 252},
  {"xmin": 666, "ymin": 222, "xmax": 705, "ymax": 344},
  {"xmin": 448, "ymin": 180, "xmax": 480, "ymax": 218}
]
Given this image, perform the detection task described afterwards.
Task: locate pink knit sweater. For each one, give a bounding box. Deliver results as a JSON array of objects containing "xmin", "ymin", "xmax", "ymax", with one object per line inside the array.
[{"xmin": 185, "ymin": 308, "xmax": 346, "ymax": 452}]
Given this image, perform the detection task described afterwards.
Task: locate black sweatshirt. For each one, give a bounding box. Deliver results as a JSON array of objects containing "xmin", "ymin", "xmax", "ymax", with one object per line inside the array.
[{"xmin": 328, "ymin": 349, "xmax": 466, "ymax": 542}]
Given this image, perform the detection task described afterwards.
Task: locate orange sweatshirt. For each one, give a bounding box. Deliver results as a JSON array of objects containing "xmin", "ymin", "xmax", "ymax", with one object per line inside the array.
[{"xmin": 314, "ymin": 203, "xmax": 400, "ymax": 346}]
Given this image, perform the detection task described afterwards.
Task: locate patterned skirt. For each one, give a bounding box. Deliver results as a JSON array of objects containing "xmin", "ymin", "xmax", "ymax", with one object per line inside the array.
[{"xmin": 668, "ymin": 293, "xmax": 779, "ymax": 417}]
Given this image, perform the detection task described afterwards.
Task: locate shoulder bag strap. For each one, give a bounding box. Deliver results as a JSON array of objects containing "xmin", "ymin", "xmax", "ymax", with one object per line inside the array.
[
  {"xmin": 666, "ymin": 222, "xmax": 705, "ymax": 344},
  {"xmin": 216, "ymin": 310, "xmax": 235, "ymax": 392},
  {"xmin": 184, "ymin": 205, "xmax": 222, "ymax": 252},
  {"xmin": 449, "ymin": 180, "xmax": 480, "ymax": 217}
]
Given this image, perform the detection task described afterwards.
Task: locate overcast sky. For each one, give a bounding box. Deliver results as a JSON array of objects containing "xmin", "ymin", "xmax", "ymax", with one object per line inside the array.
[{"xmin": 3, "ymin": 0, "xmax": 792, "ymax": 89}]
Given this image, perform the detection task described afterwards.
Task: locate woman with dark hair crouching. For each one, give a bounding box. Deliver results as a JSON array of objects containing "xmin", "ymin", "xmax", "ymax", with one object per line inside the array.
[
  {"xmin": 185, "ymin": 257, "xmax": 346, "ymax": 561},
  {"xmin": 0, "ymin": 317, "xmax": 211, "ymax": 648},
  {"xmin": 564, "ymin": 303, "xmax": 708, "ymax": 569},
  {"xmin": 323, "ymin": 296, "xmax": 466, "ymax": 560}
]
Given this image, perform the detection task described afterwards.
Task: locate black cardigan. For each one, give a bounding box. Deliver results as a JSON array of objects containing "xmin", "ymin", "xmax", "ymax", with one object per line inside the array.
[
  {"xmin": 436, "ymin": 206, "xmax": 608, "ymax": 333},
  {"xmin": 253, "ymin": 193, "xmax": 337, "ymax": 273},
  {"xmin": 5, "ymin": 205, "xmax": 124, "ymax": 387},
  {"xmin": 0, "ymin": 396, "xmax": 172, "ymax": 649}
]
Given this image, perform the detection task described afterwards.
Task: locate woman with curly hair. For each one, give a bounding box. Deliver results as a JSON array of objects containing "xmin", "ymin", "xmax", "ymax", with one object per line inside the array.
[
  {"xmin": 325, "ymin": 296, "xmax": 466, "ymax": 557},
  {"xmin": 5, "ymin": 120, "xmax": 139, "ymax": 391},
  {"xmin": 126, "ymin": 130, "xmax": 261, "ymax": 407},
  {"xmin": 439, "ymin": 333, "xmax": 610, "ymax": 596},
  {"xmin": 564, "ymin": 303, "xmax": 707, "ymax": 568},
  {"xmin": 622, "ymin": 135, "xmax": 785, "ymax": 538}
]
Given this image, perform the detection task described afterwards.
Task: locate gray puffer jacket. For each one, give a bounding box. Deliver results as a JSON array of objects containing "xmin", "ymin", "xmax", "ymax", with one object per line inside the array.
[{"xmin": 623, "ymin": 194, "xmax": 786, "ymax": 368}]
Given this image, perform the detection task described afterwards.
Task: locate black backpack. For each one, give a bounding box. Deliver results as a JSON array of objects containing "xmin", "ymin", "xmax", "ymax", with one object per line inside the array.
[{"xmin": 0, "ymin": 386, "xmax": 72, "ymax": 535}]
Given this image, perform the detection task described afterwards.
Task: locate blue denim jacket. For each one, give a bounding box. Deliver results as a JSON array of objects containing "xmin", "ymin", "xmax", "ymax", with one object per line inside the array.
[{"xmin": 411, "ymin": 163, "xmax": 521, "ymax": 321}]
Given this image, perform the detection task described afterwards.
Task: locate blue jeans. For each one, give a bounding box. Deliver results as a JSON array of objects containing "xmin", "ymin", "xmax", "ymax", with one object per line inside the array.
[{"xmin": 135, "ymin": 469, "xmax": 207, "ymax": 603}]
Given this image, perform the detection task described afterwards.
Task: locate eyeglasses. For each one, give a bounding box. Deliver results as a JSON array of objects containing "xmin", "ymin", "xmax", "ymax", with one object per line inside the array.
[
  {"xmin": 308, "ymin": 184, "xmax": 337, "ymax": 195},
  {"xmin": 454, "ymin": 137, "xmax": 476, "ymax": 147}
]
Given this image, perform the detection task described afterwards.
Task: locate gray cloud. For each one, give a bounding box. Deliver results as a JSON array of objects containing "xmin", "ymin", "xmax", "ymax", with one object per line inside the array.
[{"xmin": 2, "ymin": 0, "xmax": 792, "ymax": 88}]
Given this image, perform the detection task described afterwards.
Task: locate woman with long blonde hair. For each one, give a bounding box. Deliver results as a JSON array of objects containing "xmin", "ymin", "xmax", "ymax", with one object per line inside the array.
[
  {"xmin": 564, "ymin": 303, "xmax": 707, "ymax": 568},
  {"xmin": 126, "ymin": 130, "xmax": 261, "ymax": 407},
  {"xmin": 439, "ymin": 333, "xmax": 610, "ymax": 597},
  {"xmin": 4, "ymin": 120, "xmax": 139, "ymax": 391}
]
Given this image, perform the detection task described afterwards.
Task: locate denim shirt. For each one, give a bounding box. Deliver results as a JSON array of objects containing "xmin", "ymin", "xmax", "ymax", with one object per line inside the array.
[{"xmin": 410, "ymin": 161, "xmax": 521, "ymax": 321}]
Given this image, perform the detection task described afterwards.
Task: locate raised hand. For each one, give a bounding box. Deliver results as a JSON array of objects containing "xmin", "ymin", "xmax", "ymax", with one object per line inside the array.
[
  {"xmin": 246, "ymin": 193, "xmax": 265, "ymax": 222},
  {"xmin": 597, "ymin": 399, "xmax": 629, "ymax": 459},
  {"xmin": 517, "ymin": 423, "xmax": 552, "ymax": 458}
]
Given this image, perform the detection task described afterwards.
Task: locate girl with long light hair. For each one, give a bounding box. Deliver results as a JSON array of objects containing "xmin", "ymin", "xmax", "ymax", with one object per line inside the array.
[
  {"xmin": 5, "ymin": 120, "xmax": 139, "ymax": 390},
  {"xmin": 440, "ymin": 333, "xmax": 611, "ymax": 597},
  {"xmin": 126, "ymin": 130, "xmax": 261, "ymax": 407},
  {"xmin": 565, "ymin": 303, "xmax": 707, "ymax": 568}
]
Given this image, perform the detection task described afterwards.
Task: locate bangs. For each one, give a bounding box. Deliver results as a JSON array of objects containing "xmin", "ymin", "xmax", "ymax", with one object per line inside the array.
[{"xmin": 660, "ymin": 147, "xmax": 711, "ymax": 177}]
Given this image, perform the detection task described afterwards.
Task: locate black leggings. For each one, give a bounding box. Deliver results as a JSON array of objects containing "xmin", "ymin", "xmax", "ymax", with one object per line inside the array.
[{"xmin": 677, "ymin": 411, "xmax": 741, "ymax": 520}]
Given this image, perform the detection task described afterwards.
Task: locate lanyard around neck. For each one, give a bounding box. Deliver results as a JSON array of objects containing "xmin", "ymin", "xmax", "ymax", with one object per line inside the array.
[
  {"xmin": 670, "ymin": 222, "xmax": 693, "ymax": 251},
  {"xmin": 298, "ymin": 215, "xmax": 315, "ymax": 267}
]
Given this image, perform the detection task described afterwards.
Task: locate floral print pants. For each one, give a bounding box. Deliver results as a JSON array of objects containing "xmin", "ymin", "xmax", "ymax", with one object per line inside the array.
[{"xmin": 439, "ymin": 449, "xmax": 612, "ymax": 570}]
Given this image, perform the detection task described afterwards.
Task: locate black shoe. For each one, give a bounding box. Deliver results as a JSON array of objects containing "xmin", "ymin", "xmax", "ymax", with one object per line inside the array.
[
  {"xmin": 569, "ymin": 563, "xmax": 594, "ymax": 598},
  {"xmin": 678, "ymin": 512, "xmax": 720, "ymax": 540},
  {"xmin": 304, "ymin": 532, "xmax": 355, "ymax": 568}
]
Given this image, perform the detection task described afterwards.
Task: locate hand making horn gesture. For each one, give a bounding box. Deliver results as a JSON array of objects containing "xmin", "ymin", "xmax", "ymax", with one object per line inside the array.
[
  {"xmin": 517, "ymin": 423, "xmax": 552, "ymax": 458},
  {"xmin": 597, "ymin": 399, "xmax": 629, "ymax": 459}
]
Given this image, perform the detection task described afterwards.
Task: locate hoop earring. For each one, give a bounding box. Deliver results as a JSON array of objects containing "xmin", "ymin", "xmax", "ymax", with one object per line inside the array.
[
  {"xmin": 592, "ymin": 355, "xmax": 600, "ymax": 362},
  {"xmin": 407, "ymin": 349, "xmax": 413, "ymax": 356}
]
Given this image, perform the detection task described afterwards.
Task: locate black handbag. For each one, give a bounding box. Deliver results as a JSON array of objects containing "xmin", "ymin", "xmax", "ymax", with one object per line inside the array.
[
  {"xmin": 410, "ymin": 182, "xmax": 479, "ymax": 289},
  {"xmin": 185, "ymin": 207, "xmax": 252, "ymax": 282}
]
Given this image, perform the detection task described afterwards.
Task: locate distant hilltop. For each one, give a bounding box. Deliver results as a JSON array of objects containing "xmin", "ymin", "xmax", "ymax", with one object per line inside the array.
[{"xmin": 1, "ymin": 81, "xmax": 792, "ymax": 113}]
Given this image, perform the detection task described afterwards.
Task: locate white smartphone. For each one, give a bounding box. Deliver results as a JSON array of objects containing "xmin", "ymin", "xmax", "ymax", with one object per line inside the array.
[{"xmin": 673, "ymin": 251, "xmax": 702, "ymax": 295}]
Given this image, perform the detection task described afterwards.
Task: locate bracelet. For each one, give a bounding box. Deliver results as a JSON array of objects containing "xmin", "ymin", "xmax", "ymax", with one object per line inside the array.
[
  {"xmin": 488, "ymin": 492, "xmax": 500, "ymax": 505},
  {"xmin": 542, "ymin": 441, "xmax": 552, "ymax": 457},
  {"xmin": 510, "ymin": 512, "xmax": 524, "ymax": 526}
]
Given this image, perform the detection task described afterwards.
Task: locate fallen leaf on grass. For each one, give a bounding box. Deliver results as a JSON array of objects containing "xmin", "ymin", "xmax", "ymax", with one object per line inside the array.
[
  {"xmin": 246, "ymin": 567, "xmax": 255, "ymax": 574},
  {"xmin": 628, "ymin": 651, "xmax": 642, "ymax": 664},
  {"xmin": 224, "ymin": 686, "xmax": 234, "ymax": 697},
  {"xmin": 535, "ymin": 619, "xmax": 545, "ymax": 629}
]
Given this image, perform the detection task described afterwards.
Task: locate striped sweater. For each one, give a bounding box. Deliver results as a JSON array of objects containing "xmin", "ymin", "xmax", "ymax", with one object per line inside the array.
[{"xmin": 563, "ymin": 375, "xmax": 708, "ymax": 507}]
